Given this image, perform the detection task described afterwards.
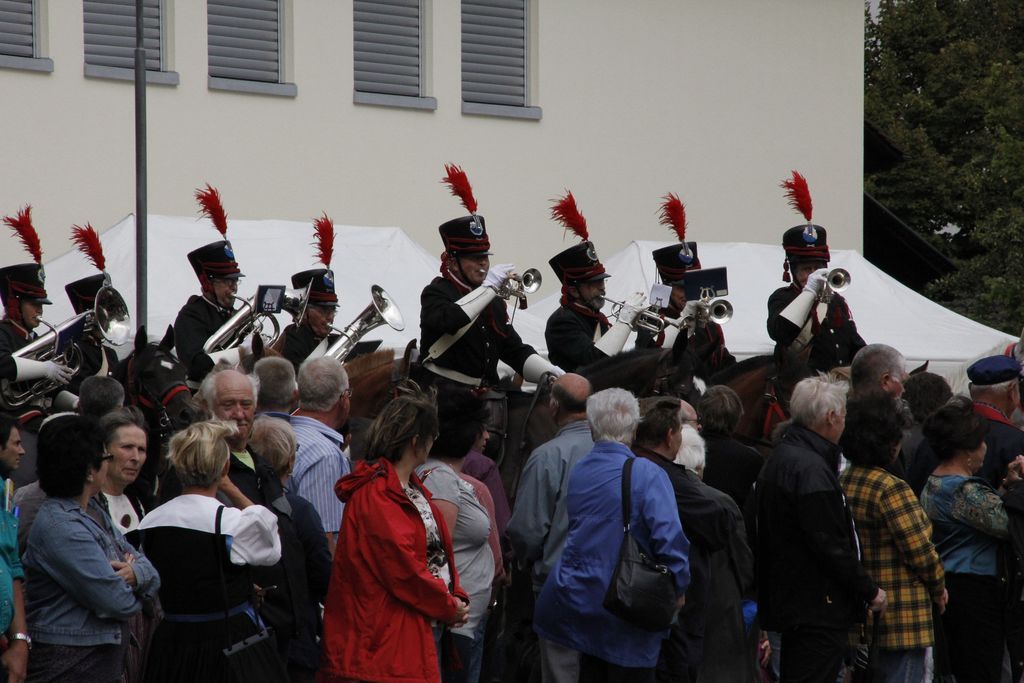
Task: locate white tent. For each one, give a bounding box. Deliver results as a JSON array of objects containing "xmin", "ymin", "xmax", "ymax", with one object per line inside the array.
[
  {"xmin": 38, "ymin": 219, "xmax": 1011, "ymax": 379},
  {"xmin": 38, "ymin": 214, "xmax": 549, "ymax": 355},
  {"xmin": 528, "ymin": 240, "xmax": 1014, "ymax": 377}
]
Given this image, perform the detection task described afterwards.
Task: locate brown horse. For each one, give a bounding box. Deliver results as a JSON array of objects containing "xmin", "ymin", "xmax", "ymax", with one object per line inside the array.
[{"xmin": 709, "ymin": 351, "xmax": 813, "ymax": 453}]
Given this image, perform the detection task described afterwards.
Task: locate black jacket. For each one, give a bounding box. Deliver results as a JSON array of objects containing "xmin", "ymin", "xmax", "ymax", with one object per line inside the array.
[
  {"xmin": 635, "ymin": 446, "xmax": 731, "ymax": 671},
  {"xmin": 67, "ymin": 337, "xmax": 119, "ymax": 395},
  {"xmin": 544, "ymin": 305, "xmax": 609, "ymax": 373},
  {"xmin": 754, "ymin": 424, "xmax": 877, "ymax": 630},
  {"xmin": 766, "ymin": 285, "xmax": 865, "ymax": 373},
  {"xmin": 279, "ymin": 323, "xmax": 340, "ymax": 372},
  {"xmin": 173, "ymin": 294, "xmax": 234, "ymax": 382},
  {"xmin": 419, "ymin": 277, "xmax": 536, "ymax": 384},
  {"xmin": 701, "ymin": 432, "xmax": 764, "ymax": 511},
  {"xmin": 0, "ymin": 320, "xmax": 31, "ymax": 381}
]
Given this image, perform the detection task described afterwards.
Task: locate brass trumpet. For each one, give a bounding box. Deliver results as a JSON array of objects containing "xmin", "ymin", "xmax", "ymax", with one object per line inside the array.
[
  {"xmin": 602, "ymin": 297, "xmax": 665, "ymax": 334},
  {"xmin": 496, "ymin": 268, "xmax": 542, "ymax": 309},
  {"xmin": 818, "ymin": 268, "xmax": 851, "ymax": 304}
]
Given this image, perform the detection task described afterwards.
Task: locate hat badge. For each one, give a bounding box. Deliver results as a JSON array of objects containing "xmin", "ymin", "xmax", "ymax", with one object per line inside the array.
[
  {"xmin": 223, "ymin": 243, "xmax": 235, "ymax": 259},
  {"xmin": 323, "ymin": 271, "xmax": 335, "ymax": 289},
  {"xmin": 802, "ymin": 224, "xmax": 818, "ymax": 244},
  {"xmin": 585, "ymin": 243, "xmax": 597, "ymax": 263},
  {"xmin": 469, "ymin": 216, "xmax": 484, "ymax": 237},
  {"xmin": 677, "ymin": 243, "xmax": 694, "ymax": 265},
  {"xmin": 37, "ymin": 267, "xmax": 45, "ymax": 284}
]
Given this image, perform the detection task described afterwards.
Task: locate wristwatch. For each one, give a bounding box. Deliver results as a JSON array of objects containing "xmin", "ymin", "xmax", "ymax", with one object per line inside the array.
[{"xmin": 8, "ymin": 632, "xmax": 30, "ymax": 649}]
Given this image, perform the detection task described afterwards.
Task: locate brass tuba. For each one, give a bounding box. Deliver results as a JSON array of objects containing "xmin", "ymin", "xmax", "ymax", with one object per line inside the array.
[
  {"xmin": 202, "ymin": 284, "xmax": 311, "ymax": 354},
  {"xmin": 0, "ymin": 284, "xmax": 131, "ymax": 410},
  {"xmin": 324, "ymin": 286, "xmax": 405, "ymax": 362}
]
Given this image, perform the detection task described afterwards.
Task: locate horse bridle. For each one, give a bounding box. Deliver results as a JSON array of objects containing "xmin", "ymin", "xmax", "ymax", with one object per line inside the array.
[{"xmin": 124, "ymin": 353, "xmax": 191, "ymax": 440}]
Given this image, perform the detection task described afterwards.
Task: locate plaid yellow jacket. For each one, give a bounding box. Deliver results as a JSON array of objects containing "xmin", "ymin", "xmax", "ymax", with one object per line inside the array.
[{"xmin": 840, "ymin": 465, "xmax": 945, "ymax": 649}]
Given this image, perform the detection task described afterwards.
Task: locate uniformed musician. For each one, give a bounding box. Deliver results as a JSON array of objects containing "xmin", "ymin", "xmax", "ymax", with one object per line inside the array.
[
  {"xmin": 280, "ymin": 215, "xmax": 340, "ymax": 370},
  {"xmin": 636, "ymin": 194, "xmax": 735, "ymax": 375},
  {"xmin": 419, "ymin": 164, "xmax": 561, "ymax": 388},
  {"xmin": 544, "ymin": 191, "xmax": 646, "ymax": 373},
  {"xmin": 63, "ymin": 224, "xmax": 121, "ymax": 395},
  {"xmin": 766, "ymin": 172, "xmax": 865, "ymax": 372},
  {"xmin": 0, "ymin": 207, "xmax": 74, "ymax": 390},
  {"xmin": 173, "ymin": 185, "xmax": 246, "ymax": 383}
]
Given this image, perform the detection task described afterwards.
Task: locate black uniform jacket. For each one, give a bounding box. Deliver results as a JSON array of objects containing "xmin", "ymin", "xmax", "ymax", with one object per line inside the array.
[
  {"xmin": 67, "ymin": 338, "xmax": 119, "ymax": 395},
  {"xmin": 636, "ymin": 320, "xmax": 736, "ymax": 377},
  {"xmin": 544, "ymin": 305, "xmax": 610, "ymax": 373},
  {"xmin": 766, "ymin": 285, "xmax": 865, "ymax": 373},
  {"xmin": 419, "ymin": 277, "xmax": 536, "ymax": 385},
  {"xmin": 754, "ymin": 424, "xmax": 877, "ymax": 631},
  {"xmin": 173, "ymin": 294, "xmax": 234, "ymax": 381},
  {"xmin": 280, "ymin": 323, "xmax": 340, "ymax": 372},
  {"xmin": 0, "ymin": 320, "xmax": 31, "ymax": 381}
]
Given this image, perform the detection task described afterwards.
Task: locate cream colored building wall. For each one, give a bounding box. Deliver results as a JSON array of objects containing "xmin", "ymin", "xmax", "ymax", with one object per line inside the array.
[{"xmin": 0, "ymin": 1, "xmax": 862, "ymax": 298}]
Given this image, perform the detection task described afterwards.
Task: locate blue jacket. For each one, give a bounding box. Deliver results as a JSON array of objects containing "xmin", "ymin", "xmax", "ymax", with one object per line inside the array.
[
  {"xmin": 533, "ymin": 441, "xmax": 691, "ymax": 668},
  {"xmin": 24, "ymin": 497, "xmax": 160, "ymax": 646}
]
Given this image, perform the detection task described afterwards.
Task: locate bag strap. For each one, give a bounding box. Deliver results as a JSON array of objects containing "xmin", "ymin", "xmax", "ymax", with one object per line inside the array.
[
  {"xmin": 620, "ymin": 457, "xmax": 634, "ymax": 532},
  {"xmin": 214, "ymin": 505, "xmax": 234, "ymax": 649}
]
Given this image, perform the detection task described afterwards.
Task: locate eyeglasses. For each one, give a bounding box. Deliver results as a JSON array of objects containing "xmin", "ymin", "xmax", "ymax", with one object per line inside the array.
[{"xmin": 101, "ymin": 452, "xmax": 115, "ymax": 461}]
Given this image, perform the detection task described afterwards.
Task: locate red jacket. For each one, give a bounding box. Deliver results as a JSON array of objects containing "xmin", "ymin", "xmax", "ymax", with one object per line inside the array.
[{"xmin": 319, "ymin": 459, "xmax": 467, "ymax": 683}]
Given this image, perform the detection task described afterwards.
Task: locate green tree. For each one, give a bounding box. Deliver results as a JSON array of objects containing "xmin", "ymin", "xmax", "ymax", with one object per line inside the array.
[{"xmin": 865, "ymin": 0, "xmax": 1024, "ymax": 332}]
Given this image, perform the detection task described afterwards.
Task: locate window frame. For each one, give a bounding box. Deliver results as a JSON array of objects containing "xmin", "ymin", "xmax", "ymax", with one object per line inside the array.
[
  {"xmin": 207, "ymin": 0, "xmax": 296, "ymax": 98},
  {"xmin": 0, "ymin": 0, "xmax": 54, "ymax": 72},
  {"xmin": 82, "ymin": 0, "xmax": 179, "ymax": 85},
  {"xmin": 353, "ymin": 0, "xmax": 436, "ymax": 111},
  {"xmin": 460, "ymin": 0, "xmax": 540, "ymax": 120}
]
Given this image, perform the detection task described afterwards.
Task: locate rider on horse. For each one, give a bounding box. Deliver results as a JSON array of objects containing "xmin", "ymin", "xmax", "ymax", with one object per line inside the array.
[
  {"xmin": 766, "ymin": 172, "xmax": 864, "ymax": 374},
  {"xmin": 173, "ymin": 185, "xmax": 248, "ymax": 384},
  {"xmin": 280, "ymin": 215, "xmax": 342, "ymax": 371},
  {"xmin": 63, "ymin": 224, "xmax": 121, "ymax": 396},
  {"xmin": 419, "ymin": 164, "xmax": 561, "ymax": 389},
  {"xmin": 544, "ymin": 191, "xmax": 647, "ymax": 373},
  {"xmin": 636, "ymin": 193, "xmax": 735, "ymax": 376},
  {"xmin": 0, "ymin": 207, "xmax": 75, "ymax": 418}
]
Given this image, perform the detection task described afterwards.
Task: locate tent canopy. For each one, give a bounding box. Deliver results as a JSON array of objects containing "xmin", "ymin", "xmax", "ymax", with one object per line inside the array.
[{"xmin": 38, "ymin": 217, "xmax": 1011, "ymax": 378}]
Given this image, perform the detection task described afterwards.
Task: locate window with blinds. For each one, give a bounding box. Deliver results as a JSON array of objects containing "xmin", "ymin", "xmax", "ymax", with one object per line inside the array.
[
  {"xmin": 353, "ymin": 0, "xmax": 423, "ymax": 98},
  {"xmin": 462, "ymin": 0, "xmax": 527, "ymax": 107},
  {"xmin": 83, "ymin": 0, "xmax": 162, "ymax": 71},
  {"xmin": 0, "ymin": 0, "xmax": 34, "ymax": 58},
  {"xmin": 208, "ymin": 0, "xmax": 282, "ymax": 84}
]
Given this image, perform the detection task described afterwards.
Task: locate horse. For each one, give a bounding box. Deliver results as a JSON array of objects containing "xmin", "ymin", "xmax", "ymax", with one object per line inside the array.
[
  {"xmin": 113, "ymin": 325, "xmax": 197, "ymax": 509},
  {"xmin": 709, "ymin": 351, "xmax": 814, "ymax": 454}
]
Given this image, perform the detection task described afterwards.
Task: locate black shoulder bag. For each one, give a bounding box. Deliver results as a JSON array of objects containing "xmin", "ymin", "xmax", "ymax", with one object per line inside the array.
[
  {"xmin": 214, "ymin": 505, "xmax": 289, "ymax": 682},
  {"xmin": 602, "ymin": 457, "xmax": 679, "ymax": 631}
]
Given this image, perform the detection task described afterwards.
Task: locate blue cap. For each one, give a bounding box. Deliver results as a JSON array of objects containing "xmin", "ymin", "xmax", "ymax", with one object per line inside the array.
[{"xmin": 967, "ymin": 355, "xmax": 1022, "ymax": 386}]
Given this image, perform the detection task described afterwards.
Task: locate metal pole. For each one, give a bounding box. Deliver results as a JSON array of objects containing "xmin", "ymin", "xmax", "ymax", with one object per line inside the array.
[{"xmin": 134, "ymin": 0, "xmax": 148, "ymax": 329}]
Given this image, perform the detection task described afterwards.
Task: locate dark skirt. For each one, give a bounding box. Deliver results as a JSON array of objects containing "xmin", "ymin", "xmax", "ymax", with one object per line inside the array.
[
  {"xmin": 143, "ymin": 611, "xmax": 281, "ymax": 683},
  {"xmin": 27, "ymin": 633, "xmax": 127, "ymax": 683}
]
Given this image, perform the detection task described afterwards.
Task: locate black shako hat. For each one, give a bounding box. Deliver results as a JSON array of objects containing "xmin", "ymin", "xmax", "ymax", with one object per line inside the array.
[
  {"xmin": 548, "ymin": 241, "xmax": 610, "ymax": 286},
  {"xmin": 652, "ymin": 242, "xmax": 701, "ymax": 286},
  {"xmin": 64, "ymin": 274, "xmax": 106, "ymax": 315},
  {"xmin": 439, "ymin": 215, "xmax": 492, "ymax": 257},
  {"xmin": 291, "ymin": 268, "xmax": 338, "ymax": 308}
]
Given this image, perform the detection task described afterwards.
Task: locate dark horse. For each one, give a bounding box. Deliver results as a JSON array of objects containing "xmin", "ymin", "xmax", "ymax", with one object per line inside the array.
[
  {"xmin": 709, "ymin": 351, "xmax": 814, "ymax": 454},
  {"xmin": 113, "ymin": 325, "xmax": 197, "ymax": 509}
]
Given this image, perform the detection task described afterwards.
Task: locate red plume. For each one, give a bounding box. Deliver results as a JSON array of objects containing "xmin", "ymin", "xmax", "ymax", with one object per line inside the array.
[
  {"xmin": 313, "ymin": 213, "xmax": 335, "ymax": 267},
  {"xmin": 781, "ymin": 171, "xmax": 813, "ymax": 222},
  {"xmin": 3, "ymin": 206, "xmax": 42, "ymax": 264},
  {"xmin": 441, "ymin": 163, "xmax": 478, "ymax": 214},
  {"xmin": 195, "ymin": 184, "xmax": 229, "ymax": 236},
  {"xmin": 550, "ymin": 191, "xmax": 589, "ymax": 241},
  {"xmin": 659, "ymin": 193, "xmax": 687, "ymax": 242},
  {"xmin": 71, "ymin": 223, "xmax": 106, "ymax": 272}
]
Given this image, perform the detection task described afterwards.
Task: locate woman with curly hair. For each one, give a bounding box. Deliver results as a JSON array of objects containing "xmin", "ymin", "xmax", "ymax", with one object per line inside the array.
[{"xmin": 839, "ymin": 395, "xmax": 946, "ymax": 682}]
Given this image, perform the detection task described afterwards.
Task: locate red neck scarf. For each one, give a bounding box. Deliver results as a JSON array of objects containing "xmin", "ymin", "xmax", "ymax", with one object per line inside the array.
[{"xmin": 560, "ymin": 285, "xmax": 610, "ymax": 327}]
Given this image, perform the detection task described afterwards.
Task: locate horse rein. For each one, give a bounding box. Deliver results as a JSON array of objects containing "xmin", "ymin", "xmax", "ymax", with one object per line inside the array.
[{"xmin": 125, "ymin": 354, "xmax": 190, "ymax": 439}]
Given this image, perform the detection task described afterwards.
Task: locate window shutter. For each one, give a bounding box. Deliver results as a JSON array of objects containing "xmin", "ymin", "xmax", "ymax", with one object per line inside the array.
[
  {"xmin": 208, "ymin": 0, "xmax": 281, "ymax": 83},
  {"xmin": 84, "ymin": 0, "xmax": 162, "ymax": 71},
  {"xmin": 0, "ymin": 0, "xmax": 35, "ymax": 58},
  {"xmin": 353, "ymin": 0, "xmax": 421, "ymax": 97},
  {"xmin": 462, "ymin": 0, "xmax": 526, "ymax": 106}
]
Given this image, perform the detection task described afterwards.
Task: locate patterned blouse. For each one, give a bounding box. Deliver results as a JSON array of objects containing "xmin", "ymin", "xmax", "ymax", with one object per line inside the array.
[{"xmin": 402, "ymin": 483, "xmax": 451, "ymax": 587}]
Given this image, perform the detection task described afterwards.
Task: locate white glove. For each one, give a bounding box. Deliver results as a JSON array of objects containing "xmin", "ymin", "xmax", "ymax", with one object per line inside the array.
[
  {"xmin": 616, "ymin": 292, "xmax": 648, "ymax": 325},
  {"xmin": 522, "ymin": 354, "xmax": 565, "ymax": 384},
  {"xmin": 803, "ymin": 268, "xmax": 830, "ymax": 296},
  {"xmin": 484, "ymin": 264, "xmax": 517, "ymax": 290},
  {"xmin": 13, "ymin": 357, "xmax": 75, "ymax": 384}
]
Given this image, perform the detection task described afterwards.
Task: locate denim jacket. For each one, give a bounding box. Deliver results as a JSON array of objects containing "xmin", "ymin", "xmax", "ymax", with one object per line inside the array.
[{"xmin": 24, "ymin": 497, "xmax": 160, "ymax": 646}]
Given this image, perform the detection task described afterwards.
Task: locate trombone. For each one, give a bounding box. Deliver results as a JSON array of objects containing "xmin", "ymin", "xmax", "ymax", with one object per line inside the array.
[{"xmin": 602, "ymin": 297, "xmax": 665, "ymax": 334}]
